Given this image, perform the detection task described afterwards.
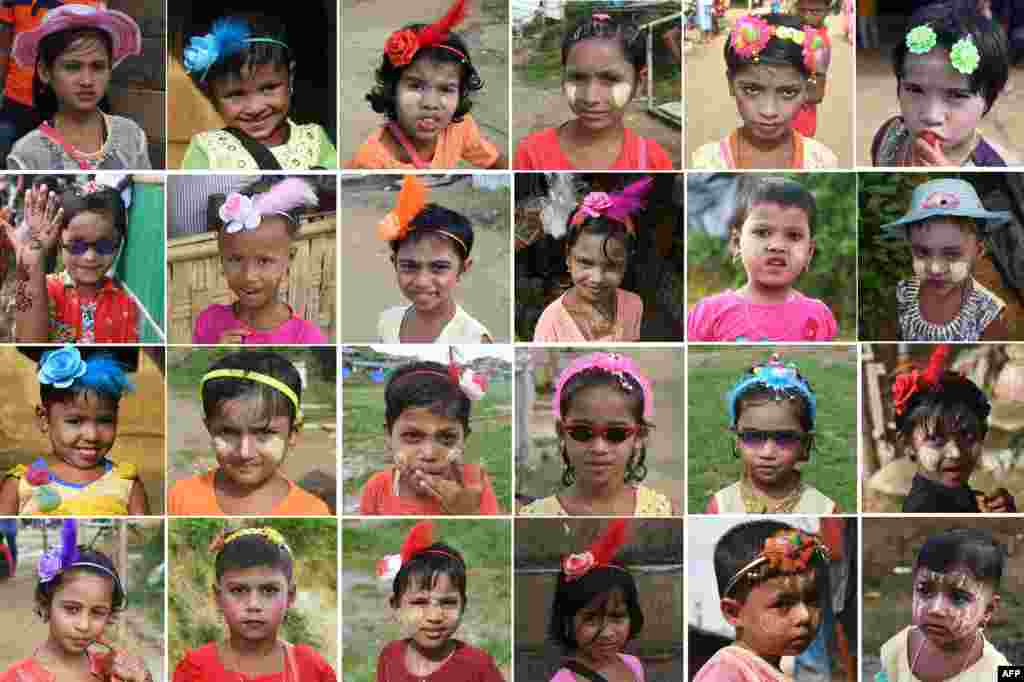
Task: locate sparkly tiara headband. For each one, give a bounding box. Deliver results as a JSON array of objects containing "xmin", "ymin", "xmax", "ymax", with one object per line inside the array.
[
  {"xmin": 217, "ymin": 178, "xmax": 317, "ymax": 235},
  {"xmin": 726, "ymin": 354, "xmax": 816, "ymax": 427},
  {"xmin": 377, "ymin": 521, "xmax": 463, "ymax": 581},
  {"xmin": 38, "ymin": 520, "xmax": 122, "ymax": 594},
  {"xmin": 562, "ymin": 519, "xmax": 630, "ymax": 582},
  {"xmin": 570, "ymin": 177, "xmax": 653, "ymax": 236},
  {"xmin": 730, "ymin": 15, "xmax": 829, "ymax": 76},
  {"xmin": 905, "ymin": 24, "xmax": 980, "ymax": 75},
  {"xmin": 184, "ymin": 17, "xmax": 291, "ymax": 82},
  {"xmin": 377, "ymin": 175, "xmax": 468, "ymax": 255},
  {"xmin": 552, "ymin": 353, "xmax": 654, "ymax": 420},
  {"xmin": 723, "ymin": 529, "xmax": 829, "ymax": 598},
  {"xmin": 200, "ymin": 368, "xmax": 304, "ymax": 424},
  {"xmin": 209, "ymin": 527, "xmax": 293, "ymax": 556},
  {"xmin": 384, "ymin": 0, "xmax": 468, "ymax": 67},
  {"xmin": 391, "ymin": 347, "xmax": 488, "ymax": 401}
]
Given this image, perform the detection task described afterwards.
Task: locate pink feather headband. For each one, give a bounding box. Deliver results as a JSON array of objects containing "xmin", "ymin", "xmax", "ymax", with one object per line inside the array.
[
  {"xmin": 219, "ymin": 178, "xmax": 318, "ymax": 234},
  {"xmin": 553, "ymin": 352, "xmax": 654, "ymax": 420},
  {"xmin": 570, "ymin": 176, "xmax": 653, "ymax": 235}
]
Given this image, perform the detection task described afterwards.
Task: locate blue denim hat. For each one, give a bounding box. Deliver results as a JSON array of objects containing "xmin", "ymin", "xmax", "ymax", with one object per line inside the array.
[{"xmin": 880, "ymin": 178, "xmax": 1012, "ymax": 239}]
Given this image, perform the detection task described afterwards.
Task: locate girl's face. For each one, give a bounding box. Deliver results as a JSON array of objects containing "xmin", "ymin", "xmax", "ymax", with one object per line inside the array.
[
  {"xmin": 735, "ymin": 398, "xmax": 808, "ymax": 490},
  {"xmin": 47, "ymin": 571, "xmax": 114, "ymax": 655},
  {"xmin": 796, "ymin": 0, "xmax": 830, "ymax": 28},
  {"xmin": 211, "ymin": 62, "xmax": 291, "ymax": 146},
  {"xmin": 727, "ymin": 571, "xmax": 821, "ymax": 659},
  {"xmin": 62, "ymin": 210, "xmax": 118, "ymax": 289},
  {"xmin": 908, "ymin": 219, "xmax": 983, "ymax": 296},
  {"xmin": 219, "ymin": 217, "xmax": 291, "ymax": 313},
  {"xmin": 912, "ymin": 565, "xmax": 997, "ymax": 652},
  {"xmin": 563, "ymin": 38, "xmax": 642, "ymax": 133},
  {"xmin": 206, "ymin": 395, "xmax": 297, "ymax": 489},
  {"xmin": 394, "ymin": 572, "xmax": 463, "ymax": 652},
  {"xmin": 573, "ymin": 587, "xmax": 632, "ymax": 664},
  {"xmin": 40, "ymin": 35, "xmax": 111, "ymax": 115},
  {"xmin": 729, "ymin": 64, "xmax": 808, "ymax": 144},
  {"xmin": 215, "ymin": 565, "xmax": 295, "ymax": 645},
  {"xmin": 395, "ymin": 56, "xmax": 461, "ymax": 145},
  {"xmin": 735, "ymin": 202, "xmax": 815, "ymax": 292},
  {"xmin": 394, "ymin": 234, "xmax": 468, "ymax": 314},
  {"xmin": 898, "ymin": 49, "xmax": 987, "ymax": 152},
  {"xmin": 38, "ymin": 392, "xmax": 118, "ymax": 471},
  {"xmin": 567, "ymin": 232, "xmax": 628, "ymax": 305},
  {"xmin": 388, "ymin": 406, "xmax": 466, "ymax": 482},
  {"xmin": 559, "ymin": 383, "xmax": 643, "ymax": 490},
  {"xmin": 910, "ymin": 422, "xmax": 981, "ymax": 488}
]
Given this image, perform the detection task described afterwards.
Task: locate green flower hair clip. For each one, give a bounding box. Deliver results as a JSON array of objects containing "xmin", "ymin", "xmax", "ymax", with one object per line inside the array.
[
  {"xmin": 906, "ymin": 24, "xmax": 937, "ymax": 54},
  {"xmin": 950, "ymin": 36, "xmax": 980, "ymax": 75}
]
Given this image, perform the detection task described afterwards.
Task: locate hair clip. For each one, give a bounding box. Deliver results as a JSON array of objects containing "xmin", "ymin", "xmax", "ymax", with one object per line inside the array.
[
  {"xmin": 726, "ymin": 354, "xmax": 816, "ymax": 426},
  {"xmin": 730, "ymin": 15, "xmax": 821, "ymax": 74},
  {"xmin": 905, "ymin": 23, "xmax": 980, "ymax": 75},
  {"xmin": 553, "ymin": 353, "xmax": 654, "ymax": 420},
  {"xmin": 891, "ymin": 344, "xmax": 953, "ymax": 417},
  {"xmin": 377, "ymin": 521, "xmax": 461, "ymax": 582},
  {"xmin": 562, "ymin": 519, "xmax": 627, "ymax": 582},
  {"xmin": 397, "ymin": 348, "xmax": 488, "ymax": 401},
  {"xmin": 378, "ymin": 176, "xmax": 468, "ymax": 253},
  {"xmin": 38, "ymin": 344, "xmax": 87, "ymax": 388},
  {"xmin": 723, "ymin": 529, "xmax": 829, "ymax": 598},
  {"xmin": 185, "ymin": 17, "xmax": 290, "ymax": 81},
  {"xmin": 592, "ymin": 13, "xmax": 611, "ymax": 21},
  {"xmin": 906, "ymin": 24, "xmax": 938, "ymax": 54},
  {"xmin": 38, "ymin": 519, "xmax": 122, "ymax": 594},
  {"xmin": 570, "ymin": 177, "xmax": 653, "ymax": 235},
  {"xmin": 384, "ymin": 0, "xmax": 467, "ymax": 67},
  {"xmin": 218, "ymin": 178, "xmax": 317, "ymax": 234}
]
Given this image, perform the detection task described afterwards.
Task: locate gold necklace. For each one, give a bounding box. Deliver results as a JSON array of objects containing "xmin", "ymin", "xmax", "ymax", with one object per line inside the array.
[{"xmin": 739, "ymin": 473, "xmax": 805, "ymax": 513}]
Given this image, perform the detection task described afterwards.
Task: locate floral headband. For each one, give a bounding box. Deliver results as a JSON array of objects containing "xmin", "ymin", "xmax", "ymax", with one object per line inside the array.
[
  {"xmin": 723, "ymin": 529, "xmax": 829, "ymax": 598},
  {"xmin": 730, "ymin": 15, "xmax": 828, "ymax": 75},
  {"xmin": 905, "ymin": 24, "xmax": 980, "ymax": 75},
  {"xmin": 553, "ymin": 353, "xmax": 654, "ymax": 420},
  {"xmin": 562, "ymin": 519, "xmax": 628, "ymax": 582},
  {"xmin": 209, "ymin": 527, "xmax": 293, "ymax": 556},
  {"xmin": 726, "ymin": 354, "xmax": 816, "ymax": 427},
  {"xmin": 384, "ymin": 0, "xmax": 468, "ymax": 67},
  {"xmin": 890, "ymin": 344, "xmax": 987, "ymax": 420},
  {"xmin": 218, "ymin": 178, "xmax": 317, "ymax": 234},
  {"xmin": 570, "ymin": 177, "xmax": 653, "ymax": 235},
  {"xmin": 185, "ymin": 17, "xmax": 291, "ymax": 81},
  {"xmin": 377, "ymin": 521, "xmax": 463, "ymax": 581},
  {"xmin": 377, "ymin": 175, "xmax": 468, "ymax": 255},
  {"xmin": 393, "ymin": 347, "xmax": 488, "ymax": 401},
  {"xmin": 200, "ymin": 368, "xmax": 304, "ymax": 424},
  {"xmin": 38, "ymin": 520, "xmax": 122, "ymax": 594}
]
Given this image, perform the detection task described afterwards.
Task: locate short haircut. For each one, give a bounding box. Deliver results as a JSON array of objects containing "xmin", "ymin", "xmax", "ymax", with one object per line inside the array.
[
  {"xmin": 915, "ymin": 528, "xmax": 1006, "ymax": 589},
  {"xmin": 713, "ymin": 520, "xmax": 795, "ymax": 600},
  {"xmin": 215, "ymin": 531, "xmax": 294, "ymax": 583},
  {"xmin": 201, "ymin": 351, "xmax": 303, "ymax": 432},
  {"xmin": 549, "ymin": 566, "xmax": 644, "ymax": 650},
  {"xmin": 389, "ymin": 542, "xmax": 467, "ymax": 608},
  {"xmin": 384, "ymin": 361, "xmax": 472, "ymax": 434}
]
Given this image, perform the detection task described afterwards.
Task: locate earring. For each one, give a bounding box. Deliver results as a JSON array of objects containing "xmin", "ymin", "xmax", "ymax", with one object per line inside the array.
[{"xmin": 560, "ymin": 442, "xmax": 575, "ymax": 487}]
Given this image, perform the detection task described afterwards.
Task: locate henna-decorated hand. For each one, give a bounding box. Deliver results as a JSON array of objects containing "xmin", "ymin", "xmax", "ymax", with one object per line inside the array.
[{"xmin": 2, "ymin": 185, "xmax": 63, "ymax": 270}]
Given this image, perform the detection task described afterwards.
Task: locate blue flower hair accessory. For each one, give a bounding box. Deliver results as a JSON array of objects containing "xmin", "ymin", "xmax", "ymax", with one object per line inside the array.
[
  {"xmin": 38, "ymin": 345, "xmax": 86, "ymax": 388},
  {"xmin": 38, "ymin": 345, "xmax": 134, "ymax": 399},
  {"xmin": 726, "ymin": 354, "xmax": 816, "ymax": 426},
  {"xmin": 184, "ymin": 17, "xmax": 291, "ymax": 82}
]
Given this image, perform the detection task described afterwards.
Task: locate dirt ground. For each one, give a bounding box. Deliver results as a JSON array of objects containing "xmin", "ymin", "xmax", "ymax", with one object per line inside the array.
[
  {"xmin": 340, "ymin": 177, "xmax": 512, "ymax": 342},
  {"xmin": 684, "ymin": 10, "xmax": 854, "ymax": 168},
  {"xmin": 339, "ymin": 0, "xmax": 510, "ymax": 163}
]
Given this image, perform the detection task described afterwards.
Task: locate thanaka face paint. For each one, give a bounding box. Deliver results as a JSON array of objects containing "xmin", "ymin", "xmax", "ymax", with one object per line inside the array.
[
  {"xmin": 215, "ymin": 566, "xmax": 293, "ymax": 645},
  {"xmin": 731, "ymin": 571, "xmax": 820, "ymax": 659},
  {"xmin": 207, "ymin": 395, "xmax": 294, "ymax": 489},
  {"xmin": 911, "ymin": 426, "xmax": 981, "ymax": 488},
  {"xmin": 912, "ymin": 257, "xmax": 971, "ymax": 284},
  {"xmin": 908, "ymin": 219, "xmax": 982, "ymax": 294},
  {"xmin": 912, "ymin": 567, "xmax": 992, "ymax": 650},
  {"xmin": 394, "ymin": 573, "xmax": 463, "ymax": 651},
  {"xmin": 610, "ymin": 82, "xmax": 632, "ymax": 109}
]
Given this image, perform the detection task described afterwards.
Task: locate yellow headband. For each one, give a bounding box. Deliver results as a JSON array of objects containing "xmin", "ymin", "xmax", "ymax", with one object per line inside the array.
[
  {"xmin": 212, "ymin": 527, "xmax": 293, "ymax": 556},
  {"xmin": 200, "ymin": 369, "xmax": 303, "ymax": 424}
]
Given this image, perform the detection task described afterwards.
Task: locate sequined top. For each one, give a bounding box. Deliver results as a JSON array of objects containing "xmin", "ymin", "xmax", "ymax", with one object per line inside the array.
[{"xmin": 896, "ymin": 277, "xmax": 1004, "ymax": 341}]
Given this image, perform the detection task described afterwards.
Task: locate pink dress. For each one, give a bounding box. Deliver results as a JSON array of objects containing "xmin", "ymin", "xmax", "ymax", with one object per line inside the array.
[
  {"xmin": 192, "ymin": 304, "xmax": 327, "ymax": 344},
  {"xmin": 693, "ymin": 646, "xmax": 791, "ymax": 682},
  {"xmin": 550, "ymin": 655, "xmax": 645, "ymax": 682},
  {"xmin": 687, "ymin": 289, "xmax": 837, "ymax": 342},
  {"xmin": 534, "ymin": 289, "xmax": 643, "ymax": 342},
  {"xmin": 514, "ymin": 127, "xmax": 673, "ymax": 170}
]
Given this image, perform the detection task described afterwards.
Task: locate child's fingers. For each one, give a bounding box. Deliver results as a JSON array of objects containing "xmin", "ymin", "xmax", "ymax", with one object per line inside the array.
[{"xmin": 912, "ymin": 138, "xmax": 946, "ymax": 166}]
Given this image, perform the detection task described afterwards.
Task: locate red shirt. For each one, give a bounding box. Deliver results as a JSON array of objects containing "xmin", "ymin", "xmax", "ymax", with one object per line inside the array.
[
  {"xmin": 173, "ymin": 642, "xmax": 336, "ymax": 682},
  {"xmin": 376, "ymin": 640, "xmax": 504, "ymax": 682},
  {"xmin": 514, "ymin": 126, "xmax": 673, "ymax": 170},
  {"xmin": 359, "ymin": 465, "xmax": 500, "ymax": 515}
]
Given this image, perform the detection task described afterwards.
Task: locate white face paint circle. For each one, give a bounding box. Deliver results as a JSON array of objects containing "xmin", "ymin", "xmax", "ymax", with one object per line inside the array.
[
  {"xmin": 610, "ymin": 82, "xmax": 632, "ymax": 109},
  {"xmin": 564, "ymin": 82, "xmax": 578, "ymax": 106}
]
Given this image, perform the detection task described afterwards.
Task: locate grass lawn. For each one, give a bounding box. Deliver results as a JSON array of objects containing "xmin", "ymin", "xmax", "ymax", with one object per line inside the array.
[{"xmin": 687, "ymin": 347, "xmax": 857, "ymax": 513}]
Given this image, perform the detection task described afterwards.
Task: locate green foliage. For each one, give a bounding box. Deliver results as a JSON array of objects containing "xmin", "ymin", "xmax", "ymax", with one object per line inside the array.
[
  {"xmin": 687, "ymin": 172, "xmax": 858, "ymax": 340},
  {"xmin": 125, "ymin": 521, "xmax": 166, "ymax": 627}
]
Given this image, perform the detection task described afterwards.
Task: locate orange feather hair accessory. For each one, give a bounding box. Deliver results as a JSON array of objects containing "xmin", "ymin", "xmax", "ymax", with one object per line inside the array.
[{"xmin": 378, "ymin": 175, "xmax": 428, "ymax": 242}]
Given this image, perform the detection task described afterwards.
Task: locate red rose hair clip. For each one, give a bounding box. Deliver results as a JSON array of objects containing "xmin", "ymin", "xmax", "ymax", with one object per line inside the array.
[
  {"xmin": 561, "ymin": 519, "xmax": 628, "ymax": 582},
  {"xmin": 723, "ymin": 529, "xmax": 829, "ymax": 598},
  {"xmin": 891, "ymin": 344, "xmax": 952, "ymax": 417},
  {"xmin": 384, "ymin": 0, "xmax": 468, "ymax": 67},
  {"xmin": 377, "ymin": 521, "xmax": 462, "ymax": 581}
]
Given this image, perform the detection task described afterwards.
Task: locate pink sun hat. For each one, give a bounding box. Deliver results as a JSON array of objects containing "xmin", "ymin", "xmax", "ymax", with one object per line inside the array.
[{"xmin": 12, "ymin": 4, "xmax": 142, "ymax": 69}]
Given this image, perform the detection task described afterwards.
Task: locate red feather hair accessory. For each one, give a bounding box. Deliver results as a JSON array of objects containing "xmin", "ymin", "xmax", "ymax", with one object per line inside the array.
[
  {"xmin": 562, "ymin": 519, "xmax": 628, "ymax": 582},
  {"xmin": 892, "ymin": 344, "xmax": 954, "ymax": 417},
  {"xmin": 384, "ymin": 0, "xmax": 469, "ymax": 67}
]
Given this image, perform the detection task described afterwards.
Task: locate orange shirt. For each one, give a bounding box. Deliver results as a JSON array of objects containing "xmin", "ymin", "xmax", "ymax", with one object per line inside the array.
[
  {"xmin": 345, "ymin": 114, "xmax": 498, "ymax": 170},
  {"xmin": 167, "ymin": 470, "xmax": 331, "ymax": 516},
  {"xmin": 359, "ymin": 464, "xmax": 500, "ymax": 515}
]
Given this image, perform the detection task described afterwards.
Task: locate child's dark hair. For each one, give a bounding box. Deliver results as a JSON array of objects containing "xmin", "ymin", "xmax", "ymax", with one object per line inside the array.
[
  {"xmin": 895, "ymin": 375, "xmax": 991, "ymax": 446},
  {"xmin": 549, "ymin": 565, "xmax": 644, "ymax": 650},
  {"xmin": 915, "ymin": 528, "xmax": 1005, "ymax": 589},
  {"xmin": 59, "ymin": 184, "xmax": 128, "ymax": 239},
  {"xmin": 208, "ymin": 177, "xmax": 311, "ymax": 238},
  {"xmin": 215, "ymin": 531, "xmax": 294, "ymax": 583},
  {"xmin": 35, "ymin": 547, "xmax": 125, "ymax": 620},
  {"xmin": 384, "ymin": 361, "xmax": 472, "ymax": 434},
  {"xmin": 561, "ymin": 14, "xmax": 645, "ymax": 74},
  {"xmin": 725, "ymin": 14, "xmax": 813, "ymax": 79},
  {"xmin": 728, "ymin": 176, "xmax": 817, "ymax": 251},
  {"xmin": 201, "ymin": 352, "xmax": 303, "ymax": 432},
  {"xmin": 389, "ymin": 204, "xmax": 475, "ymax": 263},
  {"xmin": 189, "ymin": 14, "xmax": 292, "ymax": 101},
  {"xmin": 565, "ymin": 214, "xmax": 636, "ymax": 269},
  {"xmin": 558, "ymin": 367, "xmax": 650, "ymax": 486},
  {"xmin": 389, "ymin": 542, "xmax": 467, "ymax": 608},
  {"xmin": 714, "ymin": 520, "xmax": 797, "ymax": 601},
  {"xmin": 367, "ymin": 26, "xmax": 482, "ymax": 123},
  {"xmin": 33, "ymin": 28, "xmax": 113, "ymax": 121},
  {"xmin": 893, "ymin": 4, "xmax": 1009, "ymax": 115}
]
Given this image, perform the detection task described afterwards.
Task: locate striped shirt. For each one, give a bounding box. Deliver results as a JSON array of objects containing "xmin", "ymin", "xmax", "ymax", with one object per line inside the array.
[{"xmin": 897, "ymin": 277, "xmax": 1004, "ymax": 341}]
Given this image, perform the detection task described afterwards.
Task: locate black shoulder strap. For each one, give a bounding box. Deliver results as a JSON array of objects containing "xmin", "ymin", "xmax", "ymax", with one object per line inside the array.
[
  {"xmin": 561, "ymin": 660, "xmax": 609, "ymax": 682},
  {"xmin": 222, "ymin": 127, "xmax": 283, "ymax": 170}
]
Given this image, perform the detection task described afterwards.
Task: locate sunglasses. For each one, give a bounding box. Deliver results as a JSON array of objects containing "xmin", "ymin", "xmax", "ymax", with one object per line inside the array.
[
  {"xmin": 563, "ymin": 421, "xmax": 639, "ymax": 444},
  {"xmin": 735, "ymin": 429, "xmax": 809, "ymax": 449},
  {"xmin": 62, "ymin": 238, "xmax": 119, "ymax": 256}
]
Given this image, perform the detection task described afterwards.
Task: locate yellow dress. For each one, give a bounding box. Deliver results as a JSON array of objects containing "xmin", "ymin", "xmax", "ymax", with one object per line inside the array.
[
  {"xmin": 519, "ymin": 485, "xmax": 673, "ymax": 516},
  {"xmin": 7, "ymin": 460, "xmax": 137, "ymax": 515}
]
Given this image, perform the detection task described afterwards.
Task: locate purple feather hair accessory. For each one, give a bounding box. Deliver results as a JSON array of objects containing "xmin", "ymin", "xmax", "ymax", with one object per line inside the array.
[
  {"xmin": 604, "ymin": 176, "xmax": 654, "ymax": 222},
  {"xmin": 253, "ymin": 178, "xmax": 318, "ymax": 219},
  {"xmin": 39, "ymin": 519, "xmax": 79, "ymax": 583}
]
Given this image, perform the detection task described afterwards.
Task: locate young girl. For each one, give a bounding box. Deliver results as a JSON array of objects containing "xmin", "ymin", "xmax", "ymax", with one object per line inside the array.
[
  {"xmin": 687, "ymin": 176, "xmax": 838, "ymax": 342},
  {"xmin": 7, "ymin": 4, "xmax": 150, "ymax": 170},
  {"xmin": 182, "ymin": 14, "xmax": 338, "ymax": 170},
  {"xmin": 514, "ymin": 13, "xmax": 674, "ymax": 170},
  {"xmin": 359, "ymin": 357, "xmax": 500, "ymax": 515},
  {"xmin": 375, "ymin": 521, "xmax": 504, "ymax": 680},
  {"xmin": 690, "ymin": 13, "xmax": 839, "ymax": 169},
  {"xmin": 376, "ymin": 175, "xmax": 492, "ymax": 343},
  {"xmin": 347, "ymin": 0, "xmax": 506, "ymax": 170},
  {"xmin": 693, "ymin": 521, "xmax": 829, "ymax": 682},
  {"xmin": 706, "ymin": 355, "xmax": 839, "ymax": 514},
  {"xmin": 881, "ymin": 178, "xmax": 1011, "ymax": 341},
  {"xmin": 191, "ymin": 177, "xmax": 327, "ymax": 344},
  {"xmin": 0, "ymin": 345, "xmax": 149, "ymax": 515},
  {"xmin": 533, "ymin": 177, "xmax": 651, "ymax": 342},
  {"xmin": 892, "ymin": 344, "xmax": 1016, "ymax": 513},
  {"xmin": 174, "ymin": 526, "xmax": 336, "ymax": 681},
  {"xmin": 520, "ymin": 352, "xmax": 673, "ymax": 516},
  {"xmin": 548, "ymin": 519, "xmax": 646, "ymax": 682},
  {"xmin": 872, "ymin": 4, "xmax": 1015, "ymax": 167},
  {"xmin": 879, "ymin": 529, "xmax": 1009, "ymax": 682},
  {"xmin": 4, "ymin": 180, "xmax": 140, "ymax": 343},
  {"xmin": 1, "ymin": 520, "xmax": 152, "ymax": 682},
  {"xmin": 167, "ymin": 351, "xmax": 331, "ymax": 515},
  {"xmin": 791, "ymin": 0, "xmax": 833, "ymax": 139}
]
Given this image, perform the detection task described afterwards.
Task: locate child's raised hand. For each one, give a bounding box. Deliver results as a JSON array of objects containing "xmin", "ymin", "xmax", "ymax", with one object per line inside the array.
[
  {"xmin": 980, "ymin": 488, "xmax": 1016, "ymax": 513},
  {"xmin": 912, "ymin": 134, "xmax": 953, "ymax": 167},
  {"xmin": 109, "ymin": 652, "xmax": 152, "ymax": 682},
  {"xmin": 410, "ymin": 464, "xmax": 484, "ymax": 515},
  {"xmin": 12, "ymin": 186, "xmax": 63, "ymax": 268},
  {"xmin": 216, "ymin": 327, "xmax": 251, "ymax": 344}
]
